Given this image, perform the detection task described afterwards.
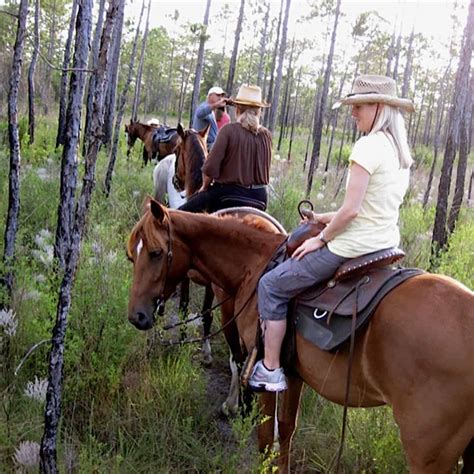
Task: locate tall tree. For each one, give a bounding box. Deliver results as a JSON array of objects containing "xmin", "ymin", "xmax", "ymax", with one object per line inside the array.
[
  {"xmin": 225, "ymin": 0, "xmax": 245, "ymax": 96},
  {"xmin": 268, "ymin": 0, "xmax": 291, "ymax": 134},
  {"xmin": 54, "ymin": 0, "xmax": 93, "ymax": 269},
  {"xmin": 40, "ymin": 2, "xmax": 118, "ymax": 470},
  {"xmin": 401, "ymin": 27, "xmax": 415, "ymax": 98},
  {"xmin": 102, "ymin": 0, "xmax": 125, "ymax": 146},
  {"xmin": 104, "ymin": 0, "xmax": 145, "ymax": 197},
  {"xmin": 132, "ymin": 0, "xmax": 151, "ymax": 121},
  {"xmin": 448, "ymin": 73, "xmax": 473, "ymax": 233},
  {"xmin": 82, "ymin": 0, "xmax": 106, "ymax": 155},
  {"xmin": 55, "ymin": 0, "xmax": 78, "ymax": 148},
  {"xmin": 27, "ymin": 0, "xmax": 40, "ymax": 144},
  {"xmin": 256, "ymin": 1, "xmax": 270, "ymax": 88},
  {"xmin": 190, "ymin": 0, "xmax": 212, "ymax": 127},
  {"xmin": 306, "ymin": 0, "xmax": 341, "ymax": 197},
  {"xmin": 1, "ymin": 0, "xmax": 28, "ymax": 301},
  {"xmin": 432, "ymin": 0, "xmax": 473, "ymax": 256}
]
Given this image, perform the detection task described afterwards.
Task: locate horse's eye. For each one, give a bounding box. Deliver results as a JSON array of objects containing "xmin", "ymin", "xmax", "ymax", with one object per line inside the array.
[{"xmin": 149, "ymin": 249, "xmax": 163, "ymax": 259}]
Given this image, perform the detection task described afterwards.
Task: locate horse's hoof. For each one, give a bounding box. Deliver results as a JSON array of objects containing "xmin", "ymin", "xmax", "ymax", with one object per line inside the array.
[
  {"xmin": 201, "ymin": 353, "xmax": 213, "ymax": 366},
  {"xmin": 221, "ymin": 401, "xmax": 238, "ymax": 418}
]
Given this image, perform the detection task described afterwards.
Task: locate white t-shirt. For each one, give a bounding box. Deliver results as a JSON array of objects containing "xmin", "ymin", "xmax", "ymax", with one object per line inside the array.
[{"xmin": 328, "ymin": 131, "xmax": 410, "ymax": 258}]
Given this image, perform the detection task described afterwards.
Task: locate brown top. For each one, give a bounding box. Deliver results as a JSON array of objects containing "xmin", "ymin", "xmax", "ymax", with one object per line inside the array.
[{"xmin": 202, "ymin": 122, "xmax": 272, "ymax": 186}]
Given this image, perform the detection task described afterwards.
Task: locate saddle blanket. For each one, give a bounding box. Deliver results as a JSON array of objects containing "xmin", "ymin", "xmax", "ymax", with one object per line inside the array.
[{"xmin": 293, "ymin": 267, "xmax": 423, "ymax": 351}]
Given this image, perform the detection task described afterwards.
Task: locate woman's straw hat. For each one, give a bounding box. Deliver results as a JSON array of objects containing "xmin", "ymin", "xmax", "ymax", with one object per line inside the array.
[
  {"xmin": 333, "ymin": 75, "xmax": 415, "ymax": 113},
  {"xmin": 230, "ymin": 84, "xmax": 270, "ymax": 108}
]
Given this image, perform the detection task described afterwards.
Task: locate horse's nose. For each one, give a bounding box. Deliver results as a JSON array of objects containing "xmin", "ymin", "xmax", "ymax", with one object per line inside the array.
[{"xmin": 130, "ymin": 311, "xmax": 154, "ymax": 330}]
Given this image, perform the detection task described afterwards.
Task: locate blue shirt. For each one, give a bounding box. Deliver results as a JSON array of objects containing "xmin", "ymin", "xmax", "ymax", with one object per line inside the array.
[{"xmin": 193, "ymin": 101, "xmax": 218, "ymax": 149}]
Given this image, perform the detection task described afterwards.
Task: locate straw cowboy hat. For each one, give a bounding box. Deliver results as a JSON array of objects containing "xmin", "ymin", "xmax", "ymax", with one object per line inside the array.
[
  {"xmin": 230, "ymin": 85, "xmax": 270, "ymax": 108},
  {"xmin": 333, "ymin": 75, "xmax": 415, "ymax": 113}
]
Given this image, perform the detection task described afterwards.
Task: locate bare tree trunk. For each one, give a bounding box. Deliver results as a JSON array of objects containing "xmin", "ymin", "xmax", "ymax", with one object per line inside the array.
[
  {"xmin": 411, "ymin": 78, "xmax": 427, "ymax": 148},
  {"xmin": 190, "ymin": 0, "xmax": 212, "ymax": 127},
  {"xmin": 131, "ymin": 0, "xmax": 151, "ymax": 121},
  {"xmin": 104, "ymin": 0, "xmax": 145, "ymax": 197},
  {"xmin": 53, "ymin": 0, "xmax": 93, "ymax": 270},
  {"xmin": 1, "ymin": 0, "xmax": 28, "ymax": 301},
  {"xmin": 448, "ymin": 73, "xmax": 473, "ymax": 233},
  {"xmin": 82, "ymin": 0, "xmax": 106, "ymax": 155},
  {"xmin": 401, "ymin": 27, "xmax": 415, "ymax": 98},
  {"xmin": 40, "ymin": 3, "xmax": 118, "ymax": 471},
  {"xmin": 39, "ymin": 0, "xmax": 56, "ymax": 114},
  {"xmin": 432, "ymin": 1, "xmax": 473, "ymax": 256},
  {"xmin": 263, "ymin": 0, "xmax": 283, "ymax": 128},
  {"xmin": 55, "ymin": 0, "xmax": 78, "ymax": 148},
  {"xmin": 28, "ymin": 0, "xmax": 40, "ymax": 145},
  {"xmin": 277, "ymin": 34, "xmax": 295, "ymax": 149},
  {"xmin": 468, "ymin": 170, "xmax": 474, "ymax": 201},
  {"xmin": 257, "ymin": 1, "xmax": 270, "ymax": 88},
  {"xmin": 386, "ymin": 29, "xmax": 395, "ymax": 77},
  {"xmin": 102, "ymin": 0, "xmax": 125, "ymax": 147},
  {"xmin": 163, "ymin": 39, "xmax": 175, "ymax": 124},
  {"xmin": 306, "ymin": 0, "xmax": 341, "ymax": 197},
  {"xmin": 268, "ymin": 0, "xmax": 291, "ymax": 134},
  {"xmin": 422, "ymin": 93, "xmax": 434, "ymax": 146},
  {"xmin": 287, "ymin": 67, "xmax": 302, "ymax": 162},
  {"xmin": 423, "ymin": 64, "xmax": 451, "ymax": 208},
  {"xmin": 303, "ymin": 89, "xmax": 317, "ymax": 171},
  {"xmin": 392, "ymin": 30, "xmax": 402, "ymax": 81},
  {"xmin": 225, "ymin": 0, "xmax": 245, "ymax": 96}
]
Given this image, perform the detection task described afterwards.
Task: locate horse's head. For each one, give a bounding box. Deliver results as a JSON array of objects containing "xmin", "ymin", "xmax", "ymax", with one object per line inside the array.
[
  {"xmin": 173, "ymin": 123, "xmax": 208, "ymax": 197},
  {"xmin": 126, "ymin": 199, "xmax": 191, "ymax": 330}
]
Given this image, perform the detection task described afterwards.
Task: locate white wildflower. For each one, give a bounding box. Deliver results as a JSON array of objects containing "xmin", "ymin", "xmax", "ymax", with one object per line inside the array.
[
  {"xmin": 330, "ymin": 202, "xmax": 337, "ymax": 209},
  {"xmin": 23, "ymin": 289, "xmax": 41, "ymax": 301},
  {"xmin": 316, "ymin": 193, "xmax": 325, "ymax": 200},
  {"xmin": 34, "ymin": 274, "xmax": 47, "ymax": 283},
  {"xmin": 0, "ymin": 308, "xmax": 18, "ymax": 337},
  {"xmin": 24, "ymin": 376, "xmax": 48, "ymax": 402},
  {"xmin": 274, "ymin": 154, "xmax": 281, "ymax": 161},
  {"xmin": 105, "ymin": 250, "xmax": 117, "ymax": 263},
  {"xmin": 132, "ymin": 190, "xmax": 140, "ymax": 198},
  {"xmin": 91, "ymin": 241, "xmax": 103, "ymax": 256},
  {"xmin": 13, "ymin": 441, "xmax": 40, "ymax": 467}
]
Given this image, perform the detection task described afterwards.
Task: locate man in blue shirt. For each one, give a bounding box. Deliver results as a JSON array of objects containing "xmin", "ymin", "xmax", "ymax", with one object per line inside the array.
[{"xmin": 193, "ymin": 86, "xmax": 228, "ymax": 150}]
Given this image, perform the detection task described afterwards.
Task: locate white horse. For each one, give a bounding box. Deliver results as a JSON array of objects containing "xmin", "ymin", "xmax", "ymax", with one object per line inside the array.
[{"xmin": 152, "ymin": 154, "xmax": 186, "ymax": 209}]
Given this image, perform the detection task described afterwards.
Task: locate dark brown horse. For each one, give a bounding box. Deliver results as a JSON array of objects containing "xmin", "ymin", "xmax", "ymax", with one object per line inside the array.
[
  {"xmin": 125, "ymin": 120, "xmax": 180, "ymax": 166},
  {"xmin": 127, "ymin": 201, "xmax": 474, "ymax": 473}
]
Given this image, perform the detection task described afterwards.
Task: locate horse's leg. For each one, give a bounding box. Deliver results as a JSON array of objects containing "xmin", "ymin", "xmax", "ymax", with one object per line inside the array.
[
  {"xmin": 462, "ymin": 439, "xmax": 474, "ymax": 474},
  {"xmin": 179, "ymin": 277, "xmax": 190, "ymax": 340},
  {"xmin": 142, "ymin": 147, "xmax": 148, "ymax": 167},
  {"xmin": 277, "ymin": 376, "xmax": 304, "ymax": 473},
  {"xmin": 393, "ymin": 397, "xmax": 474, "ymax": 474},
  {"xmin": 201, "ymin": 283, "xmax": 214, "ymax": 366},
  {"xmin": 257, "ymin": 392, "xmax": 277, "ymax": 458}
]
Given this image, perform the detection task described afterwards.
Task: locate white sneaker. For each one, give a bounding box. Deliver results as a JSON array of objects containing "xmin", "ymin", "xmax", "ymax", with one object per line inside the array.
[{"xmin": 248, "ymin": 360, "xmax": 288, "ymax": 392}]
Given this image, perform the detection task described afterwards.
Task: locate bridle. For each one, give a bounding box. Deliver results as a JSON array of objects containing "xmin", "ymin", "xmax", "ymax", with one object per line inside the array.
[{"xmin": 154, "ymin": 214, "xmax": 173, "ymax": 313}]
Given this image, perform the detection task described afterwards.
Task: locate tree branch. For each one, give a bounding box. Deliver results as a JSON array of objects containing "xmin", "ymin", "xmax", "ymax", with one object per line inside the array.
[{"xmin": 0, "ymin": 9, "xmax": 19, "ymax": 19}]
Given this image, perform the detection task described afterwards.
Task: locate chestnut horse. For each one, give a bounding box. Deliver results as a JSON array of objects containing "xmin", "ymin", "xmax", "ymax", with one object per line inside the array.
[
  {"xmin": 125, "ymin": 120, "xmax": 180, "ymax": 166},
  {"xmin": 127, "ymin": 201, "xmax": 474, "ymax": 473}
]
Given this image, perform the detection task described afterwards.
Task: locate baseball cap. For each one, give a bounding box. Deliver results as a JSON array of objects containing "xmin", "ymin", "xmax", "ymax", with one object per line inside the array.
[{"xmin": 208, "ymin": 86, "xmax": 225, "ymax": 96}]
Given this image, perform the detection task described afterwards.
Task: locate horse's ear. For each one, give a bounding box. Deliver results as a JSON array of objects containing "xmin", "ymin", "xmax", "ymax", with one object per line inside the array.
[
  {"xmin": 150, "ymin": 198, "xmax": 166, "ymax": 223},
  {"xmin": 177, "ymin": 123, "xmax": 185, "ymax": 139},
  {"xmin": 199, "ymin": 124, "xmax": 210, "ymax": 140}
]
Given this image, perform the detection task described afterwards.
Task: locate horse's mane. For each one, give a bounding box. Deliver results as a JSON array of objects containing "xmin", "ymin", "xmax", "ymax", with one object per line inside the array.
[
  {"xmin": 217, "ymin": 214, "xmax": 282, "ymax": 235},
  {"xmin": 186, "ymin": 132, "xmax": 206, "ymax": 190}
]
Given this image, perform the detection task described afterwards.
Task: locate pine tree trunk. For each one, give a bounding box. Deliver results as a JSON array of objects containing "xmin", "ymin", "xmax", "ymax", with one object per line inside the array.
[
  {"xmin": 40, "ymin": 3, "xmax": 118, "ymax": 470},
  {"xmin": 132, "ymin": 0, "xmax": 151, "ymax": 121},
  {"xmin": 256, "ymin": 1, "xmax": 270, "ymax": 88},
  {"xmin": 401, "ymin": 28, "xmax": 415, "ymax": 98},
  {"xmin": 55, "ymin": 0, "xmax": 78, "ymax": 148},
  {"xmin": 268, "ymin": 0, "xmax": 291, "ymax": 134},
  {"xmin": 82, "ymin": 0, "xmax": 106, "ymax": 155},
  {"xmin": 190, "ymin": 0, "xmax": 212, "ymax": 127},
  {"xmin": 306, "ymin": 0, "xmax": 341, "ymax": 197},
  {"xmin": 432, "ymin": 1, "xmax": 473, "ymax": 255},
  {"xmin": 28, "ymin": 0, "xmax": 40, "ymax": 145},
  {"xmin": 411, "ymin": 79, "xmax": 427, "ymax": 148},
  {"xmin": 263, "ymin": 0, "xmax": 283, "ymax": 128},
  {"xmin": 287, "ymin": 67, "xmax": 302, "ymax": 162},
  {"xmin": 102, "ymin": 0, "xmax": 125, "ymax": 147},
  {"xmin": 104, "ymin": 0, "xmax": 145, "ymax": 197},
  {"xmin": 225, "ymin": 0, "xmax": 245, "ymax": 96},
  {"xmin": 53, "ymin": 0, "xmax": 93, "ymax": 270},
  {"xmin": 392, "ymin": 31, "xmax": 402, "ymax": 81},
  {"xmin": 163, "ymin": 40, "xmax": 175, "ymax": 124},
  {"xmin": 1, "ymin": 0, "xmax": 28, "ymax": 300},
  {"xmin": 448, "ymin": 73, "xmax": 473, "ymax": 233},
  {"xmin": 277, "ymin": 35, "xmax": 295, "ymax": 149}
]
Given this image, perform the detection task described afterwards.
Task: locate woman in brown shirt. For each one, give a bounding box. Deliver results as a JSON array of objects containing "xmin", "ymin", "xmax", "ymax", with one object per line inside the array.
[{"xmin": 179, "ymin": 85, "xmax": 272, "ymax": 212}]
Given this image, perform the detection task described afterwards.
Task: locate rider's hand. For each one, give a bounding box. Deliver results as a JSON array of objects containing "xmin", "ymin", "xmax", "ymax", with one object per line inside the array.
[{"xmin": 292, "ymin": 236, "xmax": 325, "ymax": 261}]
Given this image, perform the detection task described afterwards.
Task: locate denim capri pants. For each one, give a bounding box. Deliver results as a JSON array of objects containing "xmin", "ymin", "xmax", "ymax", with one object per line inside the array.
[{"xmin": 257, "ymin": 246, "xmax": 349, "ymax": 321}]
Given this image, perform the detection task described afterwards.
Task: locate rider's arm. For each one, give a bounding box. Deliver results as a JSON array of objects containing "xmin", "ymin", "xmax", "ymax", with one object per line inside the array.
[{"xmin": 196, "ymin": 104, "xmax": 213, "ymax": 119}]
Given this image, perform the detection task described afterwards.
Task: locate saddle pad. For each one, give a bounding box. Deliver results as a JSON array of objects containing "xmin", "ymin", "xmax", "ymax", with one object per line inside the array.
[
  {"xmin": 294, "ymin": 268, "xmax": 423, "ymax": 351},
  {"xmin": 153, "ymin": 126, "xmax": 177, "ymax": 144}
]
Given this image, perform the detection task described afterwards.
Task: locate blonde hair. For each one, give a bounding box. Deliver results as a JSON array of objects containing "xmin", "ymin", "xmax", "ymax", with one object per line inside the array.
[
  {"xmin": 236, "ymin": 105, "xmax": 261, "ymax": 134},
  {"xmin": 370, "ymin": 104, "xmax": 413, "ymax": 169}
]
